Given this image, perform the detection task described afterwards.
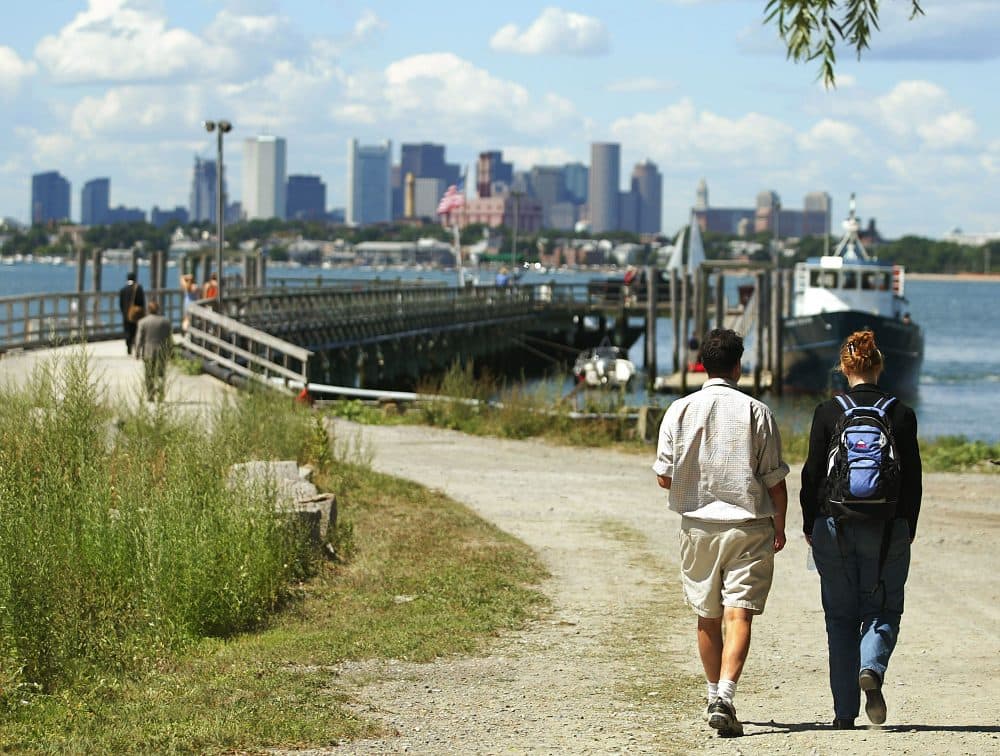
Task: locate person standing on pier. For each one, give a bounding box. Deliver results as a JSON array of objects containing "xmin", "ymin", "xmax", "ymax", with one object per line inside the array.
[
  {"xmin": 652, "ymin": 328, "xmax": 789, "ymax": 738},
  {"xmin": 134, "ymin": 301, "xmax": 172, "ymax": 402},
  {"xmin": 118, "ymin": 272, "xmax": 146, "ymax": 355},
  {"xmin": 800, "ymin": 330, "xmax": 922, "ymax": 729}
]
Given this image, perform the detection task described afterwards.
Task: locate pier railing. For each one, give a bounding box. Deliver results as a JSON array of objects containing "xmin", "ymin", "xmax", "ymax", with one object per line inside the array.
[{"xmin": 0, "ymin": 289, "xmax": 185, "ymax": 353}]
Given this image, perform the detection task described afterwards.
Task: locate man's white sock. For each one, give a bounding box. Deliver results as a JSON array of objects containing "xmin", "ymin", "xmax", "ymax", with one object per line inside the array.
[
  {"xmin": 706, "ymin": 681, "xmax": 719, "ymax": 702},
  {"xmin": 717, "ymin": 679, "xmax": 737, "ymax": 704}
]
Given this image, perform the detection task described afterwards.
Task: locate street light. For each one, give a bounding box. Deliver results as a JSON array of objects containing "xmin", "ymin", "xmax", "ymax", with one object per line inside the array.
[{"xmin": 203, "ymin": 119, "xmax": 232, "ymax": 303}]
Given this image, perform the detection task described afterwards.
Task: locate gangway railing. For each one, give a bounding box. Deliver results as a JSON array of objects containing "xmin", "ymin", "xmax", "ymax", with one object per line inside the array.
[{"xmin": 182, "ymin": 301, "xmax": 312, "ymax": 393}]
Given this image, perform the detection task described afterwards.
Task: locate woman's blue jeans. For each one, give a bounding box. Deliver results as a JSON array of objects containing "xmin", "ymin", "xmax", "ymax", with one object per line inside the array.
[{"xmin": 811, "ymin": 516, "xmax": 911, "ymax": 720}]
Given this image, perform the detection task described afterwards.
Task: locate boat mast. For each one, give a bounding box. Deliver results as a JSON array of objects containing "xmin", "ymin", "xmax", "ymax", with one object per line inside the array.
[{"xmin": 832, "ymin": 192, "xmax": 869, "ymax": 261}]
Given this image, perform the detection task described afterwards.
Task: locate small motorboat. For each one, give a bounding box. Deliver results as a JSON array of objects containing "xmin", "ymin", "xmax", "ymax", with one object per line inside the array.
[{"xmin": 573, "ymin": 344, "xmax": 636, "ymax": 388}]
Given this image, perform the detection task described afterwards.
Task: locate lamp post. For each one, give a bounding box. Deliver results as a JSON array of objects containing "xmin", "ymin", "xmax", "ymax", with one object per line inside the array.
[{"xmin": 203, "ymin": 119, "xmax": 232, "ymax": 303}]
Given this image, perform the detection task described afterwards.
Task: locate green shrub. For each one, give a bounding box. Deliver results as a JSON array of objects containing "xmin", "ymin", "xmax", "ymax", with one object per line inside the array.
[{"xmin": 0, "ymin": 350, "xmax": 321, "ymax": 695}]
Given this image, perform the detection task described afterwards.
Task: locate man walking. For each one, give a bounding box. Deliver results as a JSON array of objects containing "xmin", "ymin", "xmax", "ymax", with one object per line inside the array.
[
  {"xmin": 652, "ymin": 329, "xmax": 789, "ymax": 737},
  {"xmin": 118, "ymin": 272, "xmax": 145, "ymax": 355},
  {"xmin": 134, "ymin": 301, "xmax": 172, "ymax": 402}
]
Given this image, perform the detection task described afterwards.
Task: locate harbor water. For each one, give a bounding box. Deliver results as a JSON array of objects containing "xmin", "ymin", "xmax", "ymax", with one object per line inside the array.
[{"xmin": 2, "ymin": 260, "xmax": 998, "ymax": 442}]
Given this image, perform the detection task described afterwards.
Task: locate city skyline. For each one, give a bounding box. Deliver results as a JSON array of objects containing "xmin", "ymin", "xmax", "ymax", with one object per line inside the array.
[{"xmin": 4, "ymin": 2, "xmax": 1000, "ymax": 237}]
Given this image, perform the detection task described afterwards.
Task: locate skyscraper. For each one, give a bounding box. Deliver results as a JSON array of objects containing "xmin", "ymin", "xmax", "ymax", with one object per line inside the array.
[
  {"xmin": 588, "ymin": 143, "xmax": 620, "ymax": 233},
  {"xmin": 189, "ymin": 157, "xmax": 224, "ymax": 223},
  {"xmin": 243, "ymin": 135, "xmax": 288, "ymax": 221},
  {"xmin": 347, "ymin": 138, "xmax": 392, "ymax": 226},
  {"xmin": 400, "ymin": 143, "xmax": 460, "ymax": 187},
  {"xmin": 476, "ymin": 150, "xmax": 514, "ymax": 197},
  {"xmin": 286, "ymin": 175, "xmax": 326, "ymax": 220},
  {"xmin": 81, "ymin": 178, "xmax": 110, "ymax": 226},
  {"xmin": 31, "ymin": 171, "xmax": 71, "ymax": 224},
  {"xmin": 563, "ymin": 162, "xmax": 589, "ymax": 205},
  {"xmin": 631, "ymin": 160, "xmax": 662, "ymax": 234}
]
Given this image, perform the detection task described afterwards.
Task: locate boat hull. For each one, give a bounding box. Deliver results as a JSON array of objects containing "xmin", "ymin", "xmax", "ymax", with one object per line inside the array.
[{"xmin": 782, "ymin": 311, "xmax": 924, "ymax": 397}]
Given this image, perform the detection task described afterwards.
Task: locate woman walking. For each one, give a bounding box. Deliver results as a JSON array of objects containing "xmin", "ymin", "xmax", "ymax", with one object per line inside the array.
[{"xmin": 800, "ymin": 329, "xmax": 922, "ymax": 729}]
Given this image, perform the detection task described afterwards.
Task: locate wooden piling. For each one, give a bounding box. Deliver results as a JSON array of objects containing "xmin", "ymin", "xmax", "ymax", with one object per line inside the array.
[
  {"xmin": 714, "ymin": 271, "xmax": 725, "ymax": 330},
  {"xmin": 670, "ymin": 268, "xmax": 680, "ymax": 373},
  {"xmin": 754, "ymin": 271, "xmax": 765, "ymax": 395},
  {"xmin": 645, "ymin": 265, "xmax": 657, "ymax": 381},
  {"xmin": 771, "ymin": 269, "xmax": 785, "ymax": 396},
  {"xmin": 680, "ymin": 271, "xmax": 690, "ymax": 395},
  {"xmin": 91, "ymin": 248, "xmax": 102, "ymax": 292}
]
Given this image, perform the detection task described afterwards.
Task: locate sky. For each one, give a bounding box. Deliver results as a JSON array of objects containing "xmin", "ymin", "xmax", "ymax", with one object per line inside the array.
[{"xmin": 3, "ymin": 0, "xmax": 1000, "ymax": 239}]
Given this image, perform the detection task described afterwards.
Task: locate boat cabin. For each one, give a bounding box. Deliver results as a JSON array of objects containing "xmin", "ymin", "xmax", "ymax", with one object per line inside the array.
[{"xmin": 793, "ymin": 257, "xmax": 906, "ymax": 319}]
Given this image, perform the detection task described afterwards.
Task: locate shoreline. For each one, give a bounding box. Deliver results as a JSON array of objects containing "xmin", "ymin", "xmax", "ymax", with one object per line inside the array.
[{"xmin": 906, "ymin": 271, "xmax": 1000, "ymax": 282}]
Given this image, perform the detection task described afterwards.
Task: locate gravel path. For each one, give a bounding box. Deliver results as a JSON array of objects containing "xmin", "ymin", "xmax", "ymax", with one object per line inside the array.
[{"xmin": 321, "ymin": 422, "xmax": 1000, "ymax": 754}]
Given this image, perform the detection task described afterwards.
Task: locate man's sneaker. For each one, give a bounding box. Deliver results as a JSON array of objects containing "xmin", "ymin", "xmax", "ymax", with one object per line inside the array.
[
  {"xmin": 832, "ymin": 718, "xmax": 856, "ymax": 729},
  {"xmin": 859, "ymin": 669, "xmax": 887, "ymax": 724},
  {"xmin": 707, "ymin": 698, "xmax": 744, "ymax": 737}
]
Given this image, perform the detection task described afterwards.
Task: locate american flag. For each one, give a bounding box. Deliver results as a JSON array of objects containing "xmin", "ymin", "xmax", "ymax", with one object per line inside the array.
[{"xmin": 437, "ymin": 183, "xmax": 465, "ymax": 216}]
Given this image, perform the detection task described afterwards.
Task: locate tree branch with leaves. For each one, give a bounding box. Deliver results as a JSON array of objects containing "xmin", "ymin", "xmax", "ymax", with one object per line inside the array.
[{"xmin": 764, "ymin": 0, "xmax": 925, "ymax": 86}]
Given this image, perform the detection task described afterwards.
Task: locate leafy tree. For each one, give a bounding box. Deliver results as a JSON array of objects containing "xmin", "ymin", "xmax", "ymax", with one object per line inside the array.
[{"xmin": 765, "ymin": 0, "xmax": 925, "ymax": 86}]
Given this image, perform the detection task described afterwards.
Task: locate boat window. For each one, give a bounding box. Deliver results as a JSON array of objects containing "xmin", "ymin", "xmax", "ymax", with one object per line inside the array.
[
  {"xmin": 810, "ymin": 269, "xmax": 839, "ymax": 289},
  {"xmin": 841, "ymin": 271, "xmax": 858, "ymax": 289},
  {"xmin": 861, "ymin": 271, "xmax": 890, "ymax": 290}
]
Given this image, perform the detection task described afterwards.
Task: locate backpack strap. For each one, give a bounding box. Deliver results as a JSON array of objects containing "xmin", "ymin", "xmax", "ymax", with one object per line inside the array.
[
  {"xmin": 834, "ymin": 394, "xmax": 855, "ymax": 412},
  {"xmin": 874, "ymin": 396, "xmax": 897, "ymax": 413}
]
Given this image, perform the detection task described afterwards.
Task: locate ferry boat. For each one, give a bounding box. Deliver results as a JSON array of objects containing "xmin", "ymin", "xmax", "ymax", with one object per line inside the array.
[{"xmin": 782, "ymin": 195, "xmax": 923, "ymax": 397}]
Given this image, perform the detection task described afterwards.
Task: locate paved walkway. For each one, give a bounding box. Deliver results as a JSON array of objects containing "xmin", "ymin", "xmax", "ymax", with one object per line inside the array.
[{"xmin": 0, "ymin": 338, "xmax": 234, "ymax": 408}]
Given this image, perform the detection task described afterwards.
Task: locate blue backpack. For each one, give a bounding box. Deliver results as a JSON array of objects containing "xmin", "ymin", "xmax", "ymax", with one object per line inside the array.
[{"xmin": 825, "ymin": 394, "xmax": 901, "ymax": 521}]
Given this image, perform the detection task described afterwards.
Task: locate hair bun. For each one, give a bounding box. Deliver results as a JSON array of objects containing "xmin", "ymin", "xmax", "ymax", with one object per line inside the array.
[{"xmin": 840, "ymin": 330, "xmax": 883, "ymax": 375}]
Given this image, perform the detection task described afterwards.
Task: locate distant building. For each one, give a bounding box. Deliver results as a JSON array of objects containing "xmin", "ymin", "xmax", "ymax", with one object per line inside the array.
[
  {"xmin": 529, "ymin": 166, "xmax": 566, "ymax": 227},
  {"xmin": 618, "ymin": 190, "xmax": 638, "ymax": 234},
  {"xmin": 695, "ymin": 178, "xmax": 709, "ymax": 211},
  {"xmin": 347, "ymin": 138, "xmax": 392, "ymax": 226},
  {"xmin": 413, "ymin": 177, "xmax": 446, "ymax": 219},
  {"xmin": 631, "ymin": 159, "xmax": 662, "ymax": 235},
  {"xmin": 151, "ymin": 206, "xmax": 189, "ymax": 228},
  {"xmin": 400, "ymin": 143, "xmax": 460, "ymax": 188},
  {"xmin": 803, "ymin": 191, "xmax": 832, "ymax": 236},
  {"xmin": 105, "ymin": 206, "xmax": 146, "ymax": 224},
  {"xmin": 243, "ymin": 135, "xmax": 287, "ymax": 221},
  {"xmin": 31, "ymin": 171, "xmax": 71, "ymax": 224},
  {"xmin": 692, "ymin": 180, "xmax": 829, "ymax": 238},
  {"xmin": 189, "ymin": 157, "xmax": 225, "ymax": 223},
  {"xmin": 588, "ymin": 143, "xmax": 620, "ymax": 233},
  {"xmin": 457, "ymin": 195, "xmax": 543, "ymax": 234},
  {"xmin": 563, "ymin": 162, "xmax": 589, "ymax": 205},
  {"xmin": 286, "ymin": 175, "xmax": 326, "ymax": 221},
  {"xmin": 476, "ymin": 151, "xmax": 514, "ymax": 197},
  {"xmin": 81, "ymin": 178, "xmax": 110, "ymax": 226}
]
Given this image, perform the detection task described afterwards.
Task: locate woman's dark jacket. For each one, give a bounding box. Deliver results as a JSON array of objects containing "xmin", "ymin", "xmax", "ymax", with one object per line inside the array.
[{"xmin": 800, "ymin": 383, "xmax": 922, "ymax": 538}]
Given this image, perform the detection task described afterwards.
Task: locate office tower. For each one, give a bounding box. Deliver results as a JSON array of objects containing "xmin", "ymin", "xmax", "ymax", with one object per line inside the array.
[
  {"xmin": 804, "ymin": 191, "xmax": 832, "ymax": 236},
  {"xmin": 105, "ymin": 206, "xmax": 146, "ymax": 224},
  {"xmin": 588, "ymin": 143, "xmax": 620, "ymax": 233},
  {"xmin": 347, "ymin": 138, "xmax": 392, "ymax": 226},
  {"xmin": 618, "ymin": 190, "xmax": 638, "ymax": 234},
  {"xmin": 755, "ymin": 190, "xmax": 781, "ymax": 235},
  {"xmin": 189, "ymin": 157, "xmax": 225, "ymax": 223},
  {"xmin": 529, "ymin": 166, "xmax": 566, "ymax": 228},
  {"xmin": 400, "ymin": 143, "xmax": 460, "ymax": 187},
  {"xmin": 31, "ymin": 171, "xmax": 71, "ymax": 224},
  {"xmin": 243, "ymin": 135, "xmax": 287, "ymax": 220},
  {"xmin": 476, "ymin": 150, "xmax": 514, "ymax": 197},
  {"xmin": 632, "ymin": 160, "xmax": 662, "ymax": 234},
  {"xmin": 286, "ymin": 175, "xmax": 326, "ymax": 221},
  {"xmin": 81, "ymin": 178, "xmax": 110, "ymax": 226},
  {"xmin": 563, "ymin": 162, "xmax": 588, "ymax": 205},
  {"xmin": 695, "ymin": 178, "xmax": 709, "ymax": 211},
  {"xmin": 414, "ymin": 177, "xmax": 447, "ymax": 218}
]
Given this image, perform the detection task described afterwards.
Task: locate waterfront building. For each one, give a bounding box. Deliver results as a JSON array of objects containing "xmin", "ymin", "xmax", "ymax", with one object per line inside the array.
[
  {"xmin": 631, "ymin": 159, "xmax": 662, "ymax": 235},
  {"xmin": 151, "ymin": 206, "xmax": 190, "ymax": 228},
  {"xmin": 81, "ymin": 178, "xmax": 110, "ymax": 226},
  {"xmin": 347, "ymin": 138, "xmax": 392, "ymax": 226},
  {"xmin": 243, "ymin": 135, "xmax": 287, "ymax": 221},
  {"xmin": 588, "ymin": 143, "xmax": 620, "ymax": 233},
  {"xmin": 286, "ymin": 175, "xmax": 326, "ymax": 221},
  {"xmin": 31, "ymin": 171, "xmax": 71, "ymax": 224},
  {"xmin": 189, "ymin": 157, "xmax": 225, "ymax": 224},
  {"xmin": 457, "ymin": 195, "xmax": 543, "ymax": 234}
]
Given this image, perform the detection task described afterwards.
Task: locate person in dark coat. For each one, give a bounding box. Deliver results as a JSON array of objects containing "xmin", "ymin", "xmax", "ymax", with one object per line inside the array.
[
  {"xmin": 118, "ymin": 272, "xmax": 146, "ymax": 355},
  {"xmin": 800, "ymin": 329, "xmax": 922, "ymax": 730}
]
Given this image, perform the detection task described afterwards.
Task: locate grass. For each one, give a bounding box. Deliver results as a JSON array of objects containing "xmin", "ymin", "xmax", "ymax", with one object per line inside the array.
[
  {"xmin": 0, "ymin": 349, "xmax": 548, "ymax": 752},
  {"xmin": 324, "ymin": 363, "xmax": 1000, "ymax": 471}
]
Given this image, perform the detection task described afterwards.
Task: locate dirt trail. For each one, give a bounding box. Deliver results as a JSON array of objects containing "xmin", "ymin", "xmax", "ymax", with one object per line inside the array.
[{"xmin": 326, "ymin": 421, "xmax": 1000, "ymax": 755}]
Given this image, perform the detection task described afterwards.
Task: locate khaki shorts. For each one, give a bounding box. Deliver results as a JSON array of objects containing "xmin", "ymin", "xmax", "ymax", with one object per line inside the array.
[{"xmin": 679, "ymin": 516, "xmax": 775, "ymax": 618}]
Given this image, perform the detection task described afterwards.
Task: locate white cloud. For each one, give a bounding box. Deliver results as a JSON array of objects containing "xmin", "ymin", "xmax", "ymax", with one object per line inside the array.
[
  {"xmin": 352, "ymin": 9, "xmax": 387, "ymax": 42},
  {"xmin": 797, "ymin": 119, "xmax": 867, "ymax": 155},
  {"xmin": 917, "ymin": 112, "xmax": 978, "ymax": 149},
  {"xmin": 380, "ymin": 53, "xmax": 580, "ymax": 140},
  {"xmin": 501, "ymin": 146, "xmax": 577, "ymax": 170},
  {"xmin": 35, "ymin": 0, "xmax": 225, "ymax": 83},
  {"xmin": 876, "ymin": 80, "xmax": 977, "ymax": 150},
  {"xmin": 490, "ymin": 8, "xmax": 609, "ymax": 56},
  {"xmin": 0, "ymin": 46, "xmax": 36, "ymax": 98},
  {"xmin": 606, "ymin": 77, "xmax": 674, "ymax": 93}
]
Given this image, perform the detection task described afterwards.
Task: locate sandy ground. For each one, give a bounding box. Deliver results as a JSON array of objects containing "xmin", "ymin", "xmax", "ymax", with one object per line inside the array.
[{"xmin": 324, "ymin": 421, "xmax": 1000, "ymax": 755}]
